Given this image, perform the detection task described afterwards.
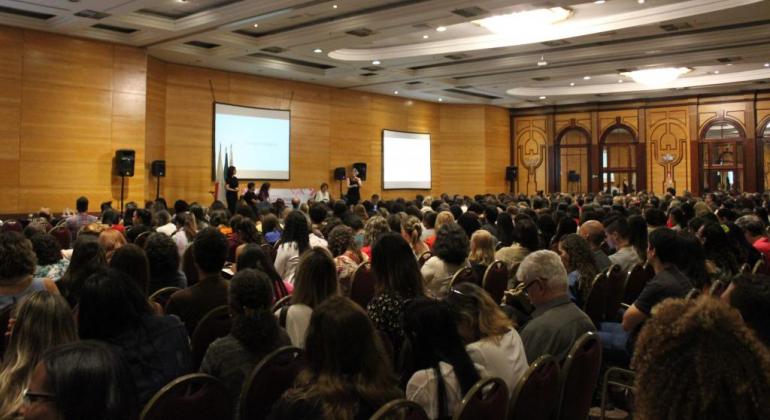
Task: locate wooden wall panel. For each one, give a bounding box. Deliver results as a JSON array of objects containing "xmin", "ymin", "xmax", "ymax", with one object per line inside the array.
[
  {"xmin": 438, "ymin": 105, "xmax": 485, "ymax": 197},
  {"xmin": 645, "ymin": 107, "xmax": 691, "ymax": 194},
  {"xmin": 514, "ymin": 116, "xmax": 548, "ymax": 195},
  {"xmin": 0, "ymin": 26, "xmax": 22, "ymax": 213},
  {"xmin": 145, "ymin": 57, "xmax": 166, "ymax": 201},
  {"xmin": 484, "ymin": 106, "xmax": 511, "ymax": 194}
]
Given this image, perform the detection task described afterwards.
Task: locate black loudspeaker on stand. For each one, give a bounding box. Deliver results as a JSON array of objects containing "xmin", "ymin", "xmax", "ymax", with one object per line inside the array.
[
  {"xmin": 115, "ymin": 149, "xmax": 135, "ymax": 213},
  {"xmin": 334, "ymin": 167, "xmax": 346, "ymax": 197},
  {"xmin": 152, "ymin": 160, "xmax": 166, "ymax": 200}
]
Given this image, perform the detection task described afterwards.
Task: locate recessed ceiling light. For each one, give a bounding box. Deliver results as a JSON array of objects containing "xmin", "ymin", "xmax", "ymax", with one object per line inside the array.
[
  {"xmin": 176, "ymin": 0, "xmax": 188, "ymax": 3},
  {"xmin": 583, "ymin": 76, "xmax": 591, "ymax": 80},
  {"xmin": 423, "ymin": 34, "xmax": 429, "ymax": 39},
  {"xmin": 539, "ymin": 96, "xmax": 547, "ymax": 100},
  {"xmin": 622, "ymin": 67, "xmax": 691, "ymax": 86},
  {"xmin": 394, "ymin": 91, "xmax": 399, "ymax": 95},
  {"xmin": 765, "ymin": 63, "xmax": 770, "ymax": 67},
  {"xmin": 714, "ymin": 70, "xmax": 720, "ymax": 74},
  {"xmin": 372, "ymin": 60, "xmax": 381, "ymax": 65},
  {"xmin": 438, "ymin": 98, "xmax": 443, "ymax": 102},
  {"xmin": 570, "ymin": 82, "xmax": 576, "ymax": 86},
  {"xmin": 475, "ymin": 7, "xmax": 572, "ymax": 38},
  {"xmin": 313, "ymin": 48, "xmax": 323, "ymax": 53},
  {"xmin": 726, "ymin": 63, "xmax": 733, "ymax": 66},
  {"xmin": 252, "ymin": 23, "xmax": 259, "ymax": 28},
  {"xmin": 618, "ymin": 79, "xmax": 624, "ymax": 83},
  {"xmin": 436, "ymin": 26, "xmax": 447, "ymax": 32},
  {"xmin": 537, "ymin": 55, "xmax": 548, "ymax": 66},
  {"xmin": 594, "ymin": 0, "xmax": 606, "ymax": 3},
  {"xmin": 638, "ymin": 0, "xmax": 645, "ymax": 3},
  {"xmin": 332, "ymin": 4, "xmax": 338, "ymax": 8}
]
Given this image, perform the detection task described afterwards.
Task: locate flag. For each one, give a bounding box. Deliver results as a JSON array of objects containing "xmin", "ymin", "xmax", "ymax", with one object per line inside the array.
[{"xmin": 215, "ymin": 144, "xmax": 225, "ymax": 203}]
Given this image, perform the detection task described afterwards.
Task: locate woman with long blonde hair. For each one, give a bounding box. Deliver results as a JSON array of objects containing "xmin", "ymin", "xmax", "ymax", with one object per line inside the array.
[
  {"xmin": 468, "ymin": 229, "xmax": 496, "ymax": 281},
  {"xmin": 425, "ymin": 211, "xmax": 454, "ymax": 249},
  {"xmin": 0, "ymin": 291, "xmax": 76, "ymax": 418}
]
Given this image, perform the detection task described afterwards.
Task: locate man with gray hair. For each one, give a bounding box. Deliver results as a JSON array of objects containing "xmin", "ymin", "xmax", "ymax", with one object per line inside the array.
[
  {"xmin": 736, "ymin": 214, "xmax": 770, "ymax": 263},
  {"xmin": 517, "ymin": 250, "xmax": 596, "ymax": 362}
]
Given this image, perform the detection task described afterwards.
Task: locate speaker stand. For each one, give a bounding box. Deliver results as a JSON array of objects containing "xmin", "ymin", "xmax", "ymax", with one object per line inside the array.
[
  {"xmin": 338, "ymin": 180, "xmax": 344, "ymax": 198},
  {"xmin": 156, "ymin": 176, "xmax": 161, "ymax": 200},
  {"xmin": 119, "ymin": 175, "xmax": 126, "ymax": 213}
]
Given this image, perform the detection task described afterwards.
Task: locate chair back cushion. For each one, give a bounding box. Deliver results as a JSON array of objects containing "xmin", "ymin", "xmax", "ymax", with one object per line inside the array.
[
  {"xmin": 508, "ymin": 355, "xmax": 560, "ymax": 420},
  {"xmin": 453, "ymin": 377, "xmax": 508, "ymax": 420},
  {"xmin": 141, "ymin": 374, "xmax": 231, "ymax": 420},
  {"xmin": 583, "ymin": 272, "xmax": 608, "ymax": 327},
  {"xmin": 149, "ymin": 287, "xmax": 181, "ymax": 313},
  {"xmin": 450, "ymin": 267, "xmax": 478, "ymax": 287},
  {"xmin": 418, "ymin": 252, "xmax": 433, "ymax": 267},
  {"xmin": 190, "ymin": 306, "xmax": 232, "ymax": 370},
  {"xmin": 557, "ymin": 332, "xmax": 603, "ymax": 420},
  {"xmin": 370, "ymin": 399, "xmax": 429, "ymax": 420},
  {"xmin": 604, "ymin": 265, "xmax": 626, "ymax": 322},
  {"xmin": 623, "ymin": 263, "xmax": 652, "ymax": 304},
  {"xmin": 239, "ymin": 346, "xmax": 305, "ymax": 420},
  {"xmin": 482, "ymin": 260, "xmax": 509, "ymax": 304}
]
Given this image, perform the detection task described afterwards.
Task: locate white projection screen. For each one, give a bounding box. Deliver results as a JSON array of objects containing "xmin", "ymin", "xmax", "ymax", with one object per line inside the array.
[
  {"xmin": 213, "ymin": 103, "xmax": 291, "ymax": 180},
  {"xmin": 382, "ymin": 129, "xmax": 432, "ymax": 189}
]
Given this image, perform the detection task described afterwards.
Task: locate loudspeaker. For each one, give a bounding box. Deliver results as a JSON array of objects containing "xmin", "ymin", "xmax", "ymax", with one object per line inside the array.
[
  {"xmin": 568, "ymin": 171, "xmax": 580, "ymax": 182},
  {"xmin": 116, "ymin": 149, "xmax": 135, "ymax": 177},
  {"xmin": 151, "ymin": 160, "xmax": 166, "ymax": 177},
  {"xmin": 505, "ymin": 166, "xmax": 518, "ymax": 181},
  {"xmin": 353, "ymin": 162, "xmax": 367, "ymax": 180},
  {"xmin": 334, "ymin": 167, "xmax": 346, "ymax": 180}
]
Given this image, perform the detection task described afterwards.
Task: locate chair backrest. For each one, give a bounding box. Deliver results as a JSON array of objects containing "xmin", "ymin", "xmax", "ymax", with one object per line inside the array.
[
  {"xmin": 556, "ymin": 331, "xmax": 603, "ymax": 420},
  {"xmin": 507, "ymin": 355, "xmax": 560, "ymax": 420},
  {"xmin": 623, "ymin": 263, "xmax": 653, "ymax": 304},
  {"xmin": 604, "ymin": 265, "xmax": 626, "ymax": 322},
  {"xmin": 0, "ymin": 304, "xmax": 14, "ymax": 356},
  {"xmin": 238, "ymin": 346, "xmax": 304, "ymax": 420},
  {"xmin": 417, "ymin": 251, "xmax": 433, "ymax": 267},
  {"xmin": 271, "ymin": 295, "xmax": 292, "ymax": 313},
  {"xmin": 370, "ymin": 399, "xmax": 429, "ymax": 420},
  {"xmin": 350, "ymin": 262, "xmax": 375, "ymax": 309},
  {"xmin": 740, "ymin": 263, "xmax": 752, "ymax": 274},
  {"xmin": 709, "ymin": 279, "xmax": 727, "ymax": 297},
  {"xmin": 582, "ymin": 272, "xmax": 608, "ymax": 327},
  {"xmin": 148, "ymin": 287, "xmax": 181, "ymax": 313},
  {"xmin": 482, "ymin": 260, "xmax": 509, "ymax": 304},
  {"xmin": 141, "ymin": 373, "xmax": 231, "ymax": 420},
  {"xmin": 450, "ymin": 266, "xmax": 478, "ymax": 287},
  {"xmin": 752, "ymin": 259, "xmax": 765, "ymax": 275},
  {"xmin": 48, "ymin": 224, "xmax": 72, "ymax": 249},
  {"xmin": 260, "ymin": 243, "xmax": 277, "ymax": 263},
  {"xmin": 453, "ymin": 377, "xmax": 509, "ymax": 420},
  {"xmin": 190, "ymin": 305, "xmax": 232, "ymax": 370},
  {"xmin": 0, "ymin": 220, "xmax": 22, "ymax": 233},
  {"xmin": 135, "ymin": 231, "xmax": 152, "ymax": 248}
]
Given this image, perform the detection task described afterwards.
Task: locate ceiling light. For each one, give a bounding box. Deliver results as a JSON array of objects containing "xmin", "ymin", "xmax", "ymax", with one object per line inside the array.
[
  {"xmin": 252, "ymin": 23, "xmax": 259, "ymax": 28},
  {"xmin": 313, "ymin": 48, "xmax": 323, "ymax": 53},
  {"xmin": 438, "ymin": 98, "xmax": 443, "ymax": 102},
  {"xmin": 594, "ymin": 0, "xmax": 606, "ymax": 3},
  {"xmin": 622, "ymin": 67, "xmax": 691, "ymax": 87},
  {"xmin": 476, "ymin": 7, "xmax": 572, "ymax": 38},
  {"xmin": 726, "ymin": 63, "xmax": 733, "ymax": 66},
  {"xmin": 394, "ymin": 91, "xmax": 399, "ymax": 95},
  {"xmin": 423, "ymin": 34, "xmax": 429, "ymax": 39},
  {"xmin": 570, "ymin": 82, "xmax": 576, "ymax": 86},
  {"xmin": 618, "ymin": 79, "xmax": 624, "ymax": 83},
  {"xmin": 583, "ymin": 76, "xmax": 591, "ymax": 80},
  {"xmin": 537, "ymin": 55, "xmax": 548, "ymax": 66},
  {"xmin": 436, "ymin": 26, "xmax": 447, "ymax": 32},
  {"xmin": 638, "ymin": 0, "xmax": 645, "ymax": 3},
  {"xmin": 713, "ymin": 70, "xmax": 720, "ymax": 74},
  {"xmin": 765, "ymin": 63, "xmax": 770, "ymax": 67},
  {"xmin": 332, "ymin": 4, "xmax": 338, "ymax": 8},
  {"xmin": 372, "ymin": 60, "xmax": 381, "ymax": 65},
  {"xmin": 177, "ymin": 0, "xmax": 188, "ymax": 3},
  {"xmin": 539, "ymin": 96, "xmax": 547, "ymax": 100}
]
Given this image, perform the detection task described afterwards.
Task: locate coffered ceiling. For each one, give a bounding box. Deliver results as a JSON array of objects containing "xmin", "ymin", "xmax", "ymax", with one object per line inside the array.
[{"xmin": 1, "ymin": 0, "xmax": 769, "ymax": 107}]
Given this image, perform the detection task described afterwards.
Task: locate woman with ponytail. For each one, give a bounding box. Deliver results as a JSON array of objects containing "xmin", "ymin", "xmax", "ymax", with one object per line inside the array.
[
  {"xmin": 401, "ymin": 216, "xmax": 429, "ymax": 257},
  {"xmin": 200, "ymin": 269, "xmax": 290, "ymax": 413}
]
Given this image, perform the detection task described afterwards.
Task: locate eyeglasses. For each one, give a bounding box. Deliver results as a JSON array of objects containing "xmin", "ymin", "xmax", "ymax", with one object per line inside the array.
[
  {"xmin": 521, "ymin": 279, "xmax": 540, "ymax": 296},
  {"xmin": 22, "ymin": 388, "xmax": 56, "ymax": 405}
]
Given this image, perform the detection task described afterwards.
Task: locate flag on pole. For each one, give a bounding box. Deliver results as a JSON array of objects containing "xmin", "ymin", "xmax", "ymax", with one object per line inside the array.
[{"xmin": 215, "ymin": 144, "xmax": 225, "ymax": 203}]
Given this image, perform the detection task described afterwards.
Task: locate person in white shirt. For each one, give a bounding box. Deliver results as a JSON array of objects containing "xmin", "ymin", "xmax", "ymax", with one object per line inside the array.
[
  {"xmin": 313, "ymin": 182, "xmax": 331, "ymax": 203},
  {"xmin": 274, "ymin": 211, "xmax": 317, "ymax": 284},
  {"xmin": 274, "ymin": 247, "xmax": 338, "ymax": 348},
  {"xmin": 403, "ymin": 298, "xmax": 485, "ymax": 419},
  {"xmin": 421, "ymin": 223, "xmax": 469, "ymax": 298},
  {"xmin": 605, "ymin": 216, "xmax": 642, "ymax": 273},
  {"xmin": 153, "ymin": 210, "xmax": 176, "ymax": 237},
  {"xmin": 445, "ymin": 283, "xmax": 528, "ymax": 396}
]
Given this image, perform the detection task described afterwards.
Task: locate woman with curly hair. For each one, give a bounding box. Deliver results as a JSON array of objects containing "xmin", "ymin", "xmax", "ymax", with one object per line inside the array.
[
  {"xmin": 632, "ymin": 297, "xmax": 770, "ymax": 420},
  {"xmin": 558, "ymin": 233, "xmax": 598, "ymax": 307},
  {"xmin": 421, "ymin": 223, "xmax": 470, "ymax": 298},
  {"xmin": 327, "ymin": 225, "xmax": 368, "ymax": 295},
  {"xmin": 30, "ymin": 233, "xmax": 69, "ymax": 282},
  {"xmin": 359, "ymin": 215, "xmax": 390, "ymax": 259},
  {"xmin": 401, "ymin": 215, "xmax": 429, "ymax": 257}
]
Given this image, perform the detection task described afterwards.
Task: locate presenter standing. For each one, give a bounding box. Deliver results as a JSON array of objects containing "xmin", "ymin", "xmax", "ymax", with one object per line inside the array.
[
  {"xmin": 346, "ymin": 168, "xmax": 362, "ymax": 206},
  {"xmin": 225, "ymin": 166, "xmax": 239, "ymax": 214}
]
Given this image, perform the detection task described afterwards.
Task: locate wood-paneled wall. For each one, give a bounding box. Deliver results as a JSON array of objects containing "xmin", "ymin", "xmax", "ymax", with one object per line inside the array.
[
  {"xmin": 513, "ymin": 94, "xmax": 770, "ymax": 195},
  {"xmin": 0, "ymin": 25, "xmax": 511, "ymax": 214}
]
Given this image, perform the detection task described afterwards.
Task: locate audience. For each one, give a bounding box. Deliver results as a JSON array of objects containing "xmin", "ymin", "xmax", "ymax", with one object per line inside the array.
[
  {"xmin": 632, "ymin": 297, "xmax": 770, "ymax": 420},
  {"xmin": 65, "ymin": 196, "xmax": 97, "ymax": 239},
  {"xmin": 201, "ymin": 269, "xmax": 290, "ymax": 413},
  {"xmin": 401, "ymin": 215, "xmax": 430, "ymax": 257},
  {"xmin": 424, "ymin": 211, "xmax": 454, "ymax": 249},
  {"xmin": 144, "ymin": 232, "xmax": 187, "ymax": 293},
  {"xmin": 275, "ymin": 247, "xmax": 338, "ymax": 348},
  {"xmin": 360, "ymin": 215, "xmax": 390, "ymax": 258},
  {"xmin": 578, "ymin": 220, "xmax": 611, "ymax": 271},
  {"xmin": 722, "ymin": 274, "xmax": 770, "ymax": 348},
  {"xmin": 326, "ymin": 225, "xmax": 368, "ymax": 295},
  {"xmin": 495, "ymin": 218, "xmax": 540, "ymax": 284},
  {"xmin": 421, "ymin": 223, "xmax": 470, "ymax": 298},
  {"xmin": 516, "ymin": 250, "xmax": 595, "ymax": 362},
  {"xmin": 97, "ymin": 228, "xmax": 127, "ymax": 262},
  {"xmin": 269, "ymin": 297, "xmax": 401, "ymax": 420},
  {"xmin": 1, "ymin": 232, "xmax": 58, "ymax": 311},
  {"xmin": 558, "ymin": 233, "xmax": 599, "ymax": 307},
  {"xmin": 605, "ymin": 217, "xmax": 642, "ymax": 273},
  {"xmin": 274, "ymin": 211, "xmax": 312, "ymax": 284},
  {"xmin": 235, "ymin": 243, "xmax": 289, "ymax": 301},
  {"xmin": 467, "ymin": 229, "xmax": 496, "ymax": 281},
  {"xmin": 30, "ymin": 233, "xmax": 69, "ymax": 282}
]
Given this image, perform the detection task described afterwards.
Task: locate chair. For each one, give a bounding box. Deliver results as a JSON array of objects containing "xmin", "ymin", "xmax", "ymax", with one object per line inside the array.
[
  {"xmin": 350, "ymin": 262, "xmax": 375, "ymax": 309},
  {"xmin": 599, "ymin": 367, "xmax": 635, "ymax": 420},
  {"xmin": 740, "ymin": 263, "xmax": 752, "ymax": 274},
  {"xmin": 604, "ymin": 265, "xmax": 626, "ymax": 322},
  {"xmin": 0, "ymin": 220, "xmax": 22, "ymax": 233},
  {"xmin": 583, "ymin": 271, "xmax": 608, "ymax": 327},
  {"xmin": 261, "ymin": 243, "xmax": 276, "ymax": 263},
  {"xmin": 482, "ymin": 260, "xmax": 509, "ymax": 304},
  {"xmin": 190, "ymin": 305, "xmax": 232, "ymax": 370},
  {"xmin": 453, "ymin": 377, "xmax": 508, "ymax": 420},
  {"xmin": 238, "ymin": 346, "xmax": 304, "ymax": 420},
  {"xmin": 271, "ymin": 295, "xmax": 292, "ymax": 313},
  {"xmin": 450, "ymin": 267, "xmax": 478, "ymax": 287},
  {"xmin": 135, "ymin": 231, "xmax": 152, "ymax": 248},
  {"xmin": 181, "ymin": 246, "xmax": 199, "ymax": 287},
  {"xmin": 507, "ymin": 355, "xmax": 561, "ymax": 420},
  {"xmin": 417, "ymin": 251, "xmax": 433, "ymax": 267},
  {"xmin": 752, "ymin": 259, "xmax": 765, "ymax": 274},
  {"xmin": 555, "ymin": 332, "xmax": 603, "ymax": 420},
  {"xmin": 48, "ymin": 224, "xmax": 71, "ymax": 249},
  {"xmin": 709, "ymin": 279, "xmax": 727, "ymax": 297},
  {"xmin": 622, "ymin": 263, "xmax": 653, "ymax": 305},
  {"xmin": 141, "ymin": 373, "xmax": 231, "ymax": 420},
  {"xmin": 149, "ymin": 287, "xmax": 180, "ymax": 312},
  {"xmin": 371, "ymin": 399, "xmax": 429, "ymax": 420},
  {"xmin": 0, "ymin": 304, "xmax": 14, "ymax": 356}
]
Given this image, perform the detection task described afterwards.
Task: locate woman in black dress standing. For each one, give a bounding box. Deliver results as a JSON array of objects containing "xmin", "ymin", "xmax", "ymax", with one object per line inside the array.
[
  {"xmin": 225, "ymin": 165, "xmax": 239, "ymax": 214},
  {"xmin": 346, "ymin": 167, "xmax": 362, "ymax": 206}
]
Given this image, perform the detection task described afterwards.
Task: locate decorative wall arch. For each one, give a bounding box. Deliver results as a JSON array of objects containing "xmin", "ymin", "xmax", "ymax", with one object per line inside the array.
[
  {"xmin": 599, "ymin": 122, "xmax": 641, "ymax": 193},
  {"xmin": 756, "ymin": 117, "xmax": 770, "ymax": 191},
  {"xmin": 699, "ymin": 118, "xmax": 747, "ymax": 192},
  {"xmin": 555, "ymin": 124, "xmax": 592, "ymax": 193}
]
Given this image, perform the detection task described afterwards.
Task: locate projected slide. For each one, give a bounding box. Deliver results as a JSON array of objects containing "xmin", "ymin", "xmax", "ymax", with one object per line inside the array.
[
  {"xmin": 213, "ymin": 103, "xmax": 290, "ymax": 180},
  {"xmin": 382, "ymin": 130, "xmax": 431, "ymax": 189}
]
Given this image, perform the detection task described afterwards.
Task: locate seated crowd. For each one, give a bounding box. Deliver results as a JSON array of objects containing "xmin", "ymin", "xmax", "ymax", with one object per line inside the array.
[{"xmin": 1, "ymin": 189, "xmax": 770, "ymax": 419}]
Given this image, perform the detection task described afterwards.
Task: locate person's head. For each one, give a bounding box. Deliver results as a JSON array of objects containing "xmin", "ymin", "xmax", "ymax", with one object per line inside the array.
[
  {"xmin": 100, "ymin": 209, "xmax": 119, "ymax": 226},
  {"xmin": 77, "ymin": 269, "xmax": 151, "ymax": 341},
  {"xmin": 516, "ymin": 250, "xmax": 569, "ymax": 306},
  {"xmin": 109, "ymin": 244, "xmax": 150, "ymax": 296},
  {"xmin": 0, "ymin": 292, "xmax": 76, "ymax": 418},
  {"xmin": 668, "ymin": 206, "xmax": 686, "ymax": 228},
  {"xmin": 400, "ymin": 215, "xmax": 423, "ymax": 247},
  {"xmin": 371, "ymin": 232, "xmax": 424, "ymax": 298},
  {"xmin": 496, "ymin": 212, "xmax": 515, "ymax": 247},
  {"xmin": 632, "ymin": 297, "xmax": 770, "ymax": 420},
  {"xmin": 193, "ymin": 227, "xmax": 228, "ymax": 275},
  {"xmin": 676, "ymin": 232, "xmax": 710, "ymax": 291},
  {"xmin": 75, "ymin": 196, "xmax": 89, "ymax": 214},
  {"xmin": 262, "ymin": 214, "xmax": 280, "ymax": 234},
  {"xmin": 514, "ymin": 218, "xmax": 541, "ymax": 251},
  {"xmin": 228, "ymin": 269, "xmax": 281, "ymax": 354},
  {"xmin": 29, "ymin": 234, "xmax": 62, "ymax": 266},
  {"xmin": 20, "ymin": 341, "xmax": 138, "ymax": 420},
  {"xmin": 579, "ymin": 220, "xmax": 605, "ymax": 249},
  {"xmin": 483, "ymin": 205, "xmax": 499, "ymax": 226},
  {"xmin": 327, "ymin": 225, "xmax": 358, "ymax": 258},
  {"xmin": 133, "ymin": 209, "xmax": 151, "ymax": 227},
  {"xmin": 280, "ymin": 211, "xmax": 311, "ymax": 254},
  {"xmin": 246, "ymin": 182, "xmax": 255, "ymax": 191},
  {"xmin": 143, "ymin": 232, "xmax": 179, "ymax": 279},
  {"xmin": 433, "ymin": 223, "xmax": 469, "ymax": 265},
  {"xmin": 308, "ymin": 203, "xmax": 327, "ymax": 226},
  {"xmin": 363, "ymin": 215, "xmax": 390, "ymax": 247},
  {"xmin": 152, "ymin": 210, "xmax": 171, "ymax": 227},
  {"xmin": 291, "ymin": 197, "xmax": 301, "ymax": 210},
  {"xmin": 0, "ymin": 231, "xmax": 36, "ymax": 286},
  {"xmin": 736, "ymin": 214, "xmax": 765, "ymax": 242},
  {"xmin": 291, "ymin": 247, "xmax": 338, "ymax": 308},
  {"xmin": 319, "ymin": 182, "xmax": 328, "ymax": 192},
  {"xmin": 226, "ymin": 165, "xmax": 236, "ymax": 179},
  {"xmin": 558, "ymin": 233, "xmax": 597, "ymax": 279},
  {"xmin": 59, "ymin": 237, "xmax": 106, "ymax": 305},
  {"xmin": 235, "ymin": 243, "xmax": 282, "ymax": 282},
  {"xmin": 644, "ymin": 208, "xmax": 667, "ymax": 228},
  {"xmin": 259, "ymin": 182, "xmax": 271, "ymax": 194},
  {"xmin": 722, "ymin": 274, "xmax": 770, "ymax": 348},
  {"xmin": 289, "ymin": 296, "xmax": 400, "ymax": 419},
  {"xmin": 445, "ymin": 283, "xmax": 513, "ymax": 344},
  {"xmin": 604, "ymin": 216, "xmax": 631, "ymax": 249},
  {"xmin": 434, "ymin": 211, "xmax": 455, "ymax": 233},
  {"xmin": 468, "ymin": 229, "xmax": 495, "ymax": 266},
  {"xmin": 97, "ymin": 229, "xmax": 126, "ymax": 263},
  {"xmin": 402, "ymin": 298, "xmax": 480, "ymax": 395}
]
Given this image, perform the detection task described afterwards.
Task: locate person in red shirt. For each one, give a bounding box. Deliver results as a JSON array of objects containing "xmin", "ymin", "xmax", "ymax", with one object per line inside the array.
[{"xmin": 736, "ymin": 215, "xmax": 770, "ymax": 265}]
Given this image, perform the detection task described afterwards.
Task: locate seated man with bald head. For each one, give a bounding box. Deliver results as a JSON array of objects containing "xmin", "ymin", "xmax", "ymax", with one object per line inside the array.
[{"xmin": 579, "ymin": 220, "xmax": 611, "ymax": 271}]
